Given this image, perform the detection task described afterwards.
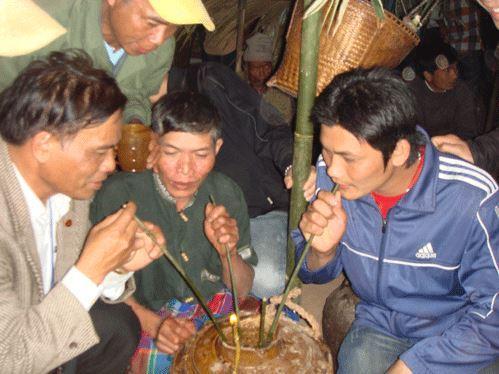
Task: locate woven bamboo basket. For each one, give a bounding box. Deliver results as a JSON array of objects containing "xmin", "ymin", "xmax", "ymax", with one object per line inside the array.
[{"xmin": 268, "ymin": 0, "xmax": 420, "ymax": 97}]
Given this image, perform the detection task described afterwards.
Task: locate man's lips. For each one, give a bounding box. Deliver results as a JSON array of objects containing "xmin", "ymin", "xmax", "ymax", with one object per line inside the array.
[
  {"xmin": 171, "ymin": 181, "xmax": 196, "ymax": 190},
  {"xmin": 333, "ymin": 181, "xmax": 350, "ymax": 191}
]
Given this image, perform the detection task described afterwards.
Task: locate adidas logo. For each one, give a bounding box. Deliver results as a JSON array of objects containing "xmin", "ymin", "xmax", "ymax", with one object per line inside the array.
[{"xmin": 415, "ymin": 243, "xmax": 436, "ymax": 259}]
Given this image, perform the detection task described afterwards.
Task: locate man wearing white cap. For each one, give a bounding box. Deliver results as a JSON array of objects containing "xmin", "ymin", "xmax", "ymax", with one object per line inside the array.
[
  {"xmin": 0, "ymin": 0, "xmax": 215, "ymax": 125},
  {"xmin": 243, "ymin": 32, "xmax": 296, "ymax": 125}
]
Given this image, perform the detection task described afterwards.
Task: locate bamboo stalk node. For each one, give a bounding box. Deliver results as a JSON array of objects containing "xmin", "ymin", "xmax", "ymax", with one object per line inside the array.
[{"xmin": 294, "ymin": 132, "xmax": 314, "ymax": 139}]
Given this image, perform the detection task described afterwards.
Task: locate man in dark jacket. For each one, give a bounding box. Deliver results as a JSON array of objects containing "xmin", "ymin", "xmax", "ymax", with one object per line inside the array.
[{"xmin": 408, "ymin": 41, "xmax": 484, "ymax": 140}]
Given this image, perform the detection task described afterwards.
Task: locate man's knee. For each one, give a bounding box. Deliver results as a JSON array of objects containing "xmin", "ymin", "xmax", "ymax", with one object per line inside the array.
[
  {"xmin": 90, "ymin": 300, "xmax": 141, "ymax": 353},
  {"xmin": 108, "ymin": 302, "xmax": 141, "ymax": 354},
  {"xmin": 337, "ymin": 331, "xmax": 372, "ymax": 374},
  {"xmin": 337, "ymin": 326, "xmax": 410, "ymax": 374},
  {"xmin": 250, "ymin": 211, "xmax": 288, "ymax": 297},
  {"xmin": 73, "ymin": 301, "xmax": 141, "ymax": 374}
]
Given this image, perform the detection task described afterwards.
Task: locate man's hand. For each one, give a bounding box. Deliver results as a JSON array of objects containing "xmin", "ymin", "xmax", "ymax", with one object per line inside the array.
[
  {"xmin": 120, "ymin": 220, "xmax": 165, "ymax": 272},
  {"xmin": 76, "ymin": 203, "xmax": 140, "ymax": 284},
  {"xmin": 156, "ymin": 317, "xmax": 196, "ymax": 354},
  {"xmin": 284, "ymin": 165, "xmax": 317, "ymax": 201},
  {"xmin": 204, "ymin": 203, "xmax": 239, "ymax": 258},
  {"xmin": 386, "ymin": 359, "xmax": 412, "ymax": 374},
  {"xmin": 299, "ymin": 190, "xmax": 347, "ymax": 268},
  {"xmin": 432, "ymin": 134, "xmax": 474, "ymax": 164}
]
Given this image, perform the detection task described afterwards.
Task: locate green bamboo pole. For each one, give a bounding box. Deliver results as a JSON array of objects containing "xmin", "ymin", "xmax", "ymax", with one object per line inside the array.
[{"xmin": 286, "ymin": 0, "xmax": 322, "ymax": 277}]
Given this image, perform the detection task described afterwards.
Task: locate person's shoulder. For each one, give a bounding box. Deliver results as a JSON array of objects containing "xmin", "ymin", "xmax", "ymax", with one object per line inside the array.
[
  {"xmin": 452, "ymin": 79, "xmax": 476, "ymax": 100},
  {"xmin": 204, "ymin": 172, "xmax": 247, "ymax": 205},
  {"xmin": 99, "ymin": 170, "xmax": 153, "ymax": 196},
  {"xmin": 37, "ymin": 0, "xmax": 81, "ymax": 26},
  {"xmin": 206, "ymin": 171, "xmax": 242, "ymax": 193},
  {"xmin": 435, "ymin": 152, "xmax": 498, "ymax": 205},
  {"xmin": 146, "ymin": 37, "xmax": 175, "ymax": 60}
]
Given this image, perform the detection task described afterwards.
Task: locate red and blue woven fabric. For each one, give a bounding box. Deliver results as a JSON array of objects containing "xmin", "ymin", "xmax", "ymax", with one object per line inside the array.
[{"xmin": 128, "ymin": 291, "xmax": 235, "ymax": 374}]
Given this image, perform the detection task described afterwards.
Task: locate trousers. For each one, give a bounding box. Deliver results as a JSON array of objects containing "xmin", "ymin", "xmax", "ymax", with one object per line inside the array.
[
  {"xmin": 250, "ymin": 210, "xmax": 288, "ymax": 298},
  {"xmin": 62, "ymin": 300, "xmax": 140, "ymax": 374}
]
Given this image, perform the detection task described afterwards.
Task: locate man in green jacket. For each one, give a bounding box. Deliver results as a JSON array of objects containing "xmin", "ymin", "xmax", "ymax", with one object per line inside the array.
[
  {"xmin": 0, "ymin": 0, "xmax": 215, "ymax": 125},
  {"xmin": 91, "ymin": 91, "xmax": 257, "ymax": 372}
]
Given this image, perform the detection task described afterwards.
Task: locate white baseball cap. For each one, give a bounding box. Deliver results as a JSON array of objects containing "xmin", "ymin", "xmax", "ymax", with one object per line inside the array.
[{"xmin": 149, "ymin": 0, "xmax": 215, "ymax": 31}]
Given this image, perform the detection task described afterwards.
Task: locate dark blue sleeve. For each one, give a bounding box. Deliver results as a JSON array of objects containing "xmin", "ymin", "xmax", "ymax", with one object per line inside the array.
[{"xmin": 292, "ymin": 227, "xmax": 344, "ymax": 284}]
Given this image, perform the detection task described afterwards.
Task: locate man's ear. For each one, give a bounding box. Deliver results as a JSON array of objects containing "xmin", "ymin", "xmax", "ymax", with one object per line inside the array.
[
  {"xmin": 31, "ymin": 131, "xmax": 57, "ymax": 163},
  {"xmin": 390, "ymin": 139, "xmax": 411, "ymax": 168},
  {"xmin": 151, "ymin": 133, "xmax": 161, "ymax": 174},
  {"xmin": 215, "ymin": 138, "xmax": 223, "ymax": 155},
  {"xmin": 423, "ymin": 71, "xmax": 433, "ymax": 83}
]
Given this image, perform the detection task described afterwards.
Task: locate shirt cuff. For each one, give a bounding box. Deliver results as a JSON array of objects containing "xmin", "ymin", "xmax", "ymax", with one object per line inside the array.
[
  {"xmin": 62, "ymin": 266, "xmax": 103, "ymax": 311},
  {"xmin": 100, "ymin": 270, "xmax": 134, "ymax": 301}
]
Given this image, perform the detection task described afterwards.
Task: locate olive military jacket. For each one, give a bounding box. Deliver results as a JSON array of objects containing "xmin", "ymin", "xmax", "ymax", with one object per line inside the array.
[{"xmin": 0, "ymin": 0, "xmax": 175, "ymax": 124}]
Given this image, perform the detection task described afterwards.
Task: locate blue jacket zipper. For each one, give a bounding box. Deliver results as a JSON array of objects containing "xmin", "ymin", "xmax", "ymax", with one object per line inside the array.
[{"xmin": 376, "ymin": 213, "xmax": 389, "ymax": 303}]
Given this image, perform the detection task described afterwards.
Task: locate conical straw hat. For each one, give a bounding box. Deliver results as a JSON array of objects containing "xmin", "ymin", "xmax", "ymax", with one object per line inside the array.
[{"xmin": 0, "ymin": 0, "xmax": 66, "ymax": 57}]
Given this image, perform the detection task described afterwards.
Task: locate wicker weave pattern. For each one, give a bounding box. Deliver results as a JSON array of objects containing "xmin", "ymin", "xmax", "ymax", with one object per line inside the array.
[{"xmin": 268, "ymin": 0, "xmax": 420, "ymax": 97}]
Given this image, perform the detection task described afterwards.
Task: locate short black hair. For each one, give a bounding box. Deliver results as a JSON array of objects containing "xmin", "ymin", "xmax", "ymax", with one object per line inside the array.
[
  {"xmin": 151, "ymin": 91, "xmax": 221, "ymax": 142},
  {"xmin": 414, "ymin": 42, "xmax": 458, "ymax": 75},
  {"xmin": 0, "ymin": 50, "xmax": 127, "ymax": 145},
  {"xmin": 312, "ymin": 67, "xmax": 423, "ymax": 166}
]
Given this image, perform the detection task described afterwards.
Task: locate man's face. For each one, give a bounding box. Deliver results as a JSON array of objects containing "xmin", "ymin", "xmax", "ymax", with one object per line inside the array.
[
  {"xmin": 246, "ymin": 61, "xmax": 272, "ymax": 88},
  {"xmin": 320, "ymin": 124, "xmax": 396, "ymax": 200},
  {"xmin": 427, "ymin": 63, "xmax": 458, "ymax": 91},
  {"xmin": 41, "ymin": 110, "xmax": 122, "ymax": 200},
  {"xmin": 154, "ymin": 131, "xmax": 222, "ymax": 204},
  {"xmin": 106, "ymin": 0, "xmax": 177, "ymax": 56}
]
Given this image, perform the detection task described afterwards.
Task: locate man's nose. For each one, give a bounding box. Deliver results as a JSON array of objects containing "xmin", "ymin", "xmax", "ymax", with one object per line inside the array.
[
  {"xmin": 102, "ymin": 149, "xmax": 117, "ymax": 174},
  {"xmin": 178, "ymin": 154, "xmax": 194, "ymax": 175},
  {"xmin": 326, "ymin": 155, "xmax": 343, "ymax": 180}
]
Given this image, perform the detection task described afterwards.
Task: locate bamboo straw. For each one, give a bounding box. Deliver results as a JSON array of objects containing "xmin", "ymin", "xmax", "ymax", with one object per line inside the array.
[
  {"xmin": 258, "ymin": 298, "xmax": 267, "ymax": 348},
  {"xmin": 230, "ymin": 314, "xmax": 241, "ymax": 373},
  {"xmin": 266, "ymin": 184, "xmax": 339, "ymax": 345},
  {"xmin": 208, "ymin": 195, "xmax": 241, "ymax": 328},
  {"xmin": 132, "ymin": 213, "xmax": 228, "ymax": 342}
]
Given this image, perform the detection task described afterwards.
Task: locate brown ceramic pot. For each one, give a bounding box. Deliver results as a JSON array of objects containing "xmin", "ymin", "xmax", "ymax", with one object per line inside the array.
[
  {"xmin": 172, "ymin": 313, "xmax": 332, "ymax": 373},
  {"xmin": 117, "ymin": 124, "xmax": 151, "ymax": 172}
]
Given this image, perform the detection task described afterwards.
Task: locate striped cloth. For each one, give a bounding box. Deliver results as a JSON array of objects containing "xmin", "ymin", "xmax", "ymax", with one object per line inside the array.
[{"xmin": 128, "ymin": 292, "xmax": 235, "ymax": 374}]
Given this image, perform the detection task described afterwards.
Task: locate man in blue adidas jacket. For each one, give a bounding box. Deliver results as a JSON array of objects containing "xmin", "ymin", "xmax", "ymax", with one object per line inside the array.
[{"xmin": 295, "ymin": 68, "xmax": 498, "ymax": 373}]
